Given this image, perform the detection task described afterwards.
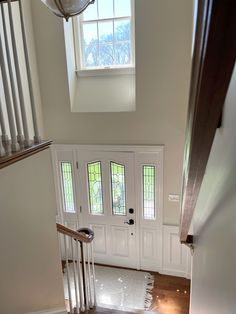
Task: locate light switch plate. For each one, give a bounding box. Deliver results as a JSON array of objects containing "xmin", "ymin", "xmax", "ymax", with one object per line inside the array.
[{"xmin": 168, "ymin": 194, "xmax": 180, "ymax": 202}]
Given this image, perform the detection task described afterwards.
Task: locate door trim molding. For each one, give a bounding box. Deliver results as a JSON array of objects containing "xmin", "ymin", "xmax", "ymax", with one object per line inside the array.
[{"xmin": 50, "ymin": 144, "xmax": 191, "ymax": 278}]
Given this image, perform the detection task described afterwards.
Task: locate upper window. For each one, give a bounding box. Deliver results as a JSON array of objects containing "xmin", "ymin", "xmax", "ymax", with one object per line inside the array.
[{"xmin": 74, "ymin": 0, "xmax": 135, "ymax": 71}]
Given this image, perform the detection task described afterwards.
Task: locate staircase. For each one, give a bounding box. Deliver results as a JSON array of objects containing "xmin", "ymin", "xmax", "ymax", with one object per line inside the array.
[
  {"xmin": 58, "ymin": 223, "xmax": 191, "ymax": 314},
  {"xmin": 58, "ymin": 223, "xmax": 161, "ymax": 314},
  {"xmin": 0, "ymin": 0, "xmax": 51, "ymax": 169},
  {"xmin": 57, "ymin": 223, "xmax": 96, "ymax": 313}
]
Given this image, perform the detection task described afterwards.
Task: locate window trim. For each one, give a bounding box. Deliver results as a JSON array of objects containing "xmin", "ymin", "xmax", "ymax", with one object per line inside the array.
[
  {"xmin": 72, "ymin": 0, "xmax": 135, "ymax": 74},
  {"xmin": 76, "ymin": 66, "xmax": 135, "ymax": 77}
]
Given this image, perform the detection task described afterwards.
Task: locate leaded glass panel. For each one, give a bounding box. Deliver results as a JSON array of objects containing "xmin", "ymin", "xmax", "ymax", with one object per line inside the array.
[
  {"xmin": 110, "ymin": 162, "xmax": 126, "ymax": 216},
  {"xmin": 87, "ymin": 161, "xmax": 104, "ymax": 215},
  {"xmin": 143, "ymin": 165, "xmax": 156, "ymax": 220},
  {"xmin": 61, "ymin": 162, "xmax": 75, "ymax": 213}
]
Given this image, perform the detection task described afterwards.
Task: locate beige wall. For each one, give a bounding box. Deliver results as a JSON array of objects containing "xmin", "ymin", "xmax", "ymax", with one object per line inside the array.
[
  {"xmin": 0, "ymin": 151, "xmax": 65, "ymax": 314},
  {"xmin": 190, "ymin": 65, "xmax": 236, "ymax": 314},
  {"xmin": 31, "ymin": 0, "xmax": 193, "ymax": 225}
]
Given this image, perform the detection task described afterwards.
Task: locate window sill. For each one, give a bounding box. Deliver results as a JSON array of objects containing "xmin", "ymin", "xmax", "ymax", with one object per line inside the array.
[{"xmin": 76, "ymin": 66, "xmax": 135, "ymax": 77}]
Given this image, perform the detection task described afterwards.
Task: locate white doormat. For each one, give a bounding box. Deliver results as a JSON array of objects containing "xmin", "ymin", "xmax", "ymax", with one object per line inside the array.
[
  {"xmin": 94, "ymin": 265, "xmax": 154, "ymax": 311},
  {"xmin": 64, "ymin": 265, "xmax": 154, "ymax": 311}
]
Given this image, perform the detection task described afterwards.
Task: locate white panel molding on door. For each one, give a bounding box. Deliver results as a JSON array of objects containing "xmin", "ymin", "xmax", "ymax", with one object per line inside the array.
[
  {"xmin": 111, "ymin": 225, "xmax": 130, "ymax": 257},
  {"xmin": 142, "ymin": 228, "xmax": 158, "ymax": 260},
  {"xmin": 89, "ymin": 223, "xmax": 107, "ymax": 255},
  {"xmin": 163, "ymin": 225, "xmax": 191, "ymax": 278}
]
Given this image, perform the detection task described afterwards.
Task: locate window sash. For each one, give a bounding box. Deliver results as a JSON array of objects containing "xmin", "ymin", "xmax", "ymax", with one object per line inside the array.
[
  {"xmin": 142, "ymin": 165, "xmax": 156, "ymax": 220},
  {"xmin": 73, "ymin": 0, "xmax": 135, "ymax": 71},
  {"xmin": 110, "ymin": 161, "xmax": 126, "ymax": 216},
  {"xmin": 60, "ymin": 162, "xmax": 76, "ymax": 213},
  {"xmin": 87, "ymin": 161, "xmax": 104, "ymax": 215}
]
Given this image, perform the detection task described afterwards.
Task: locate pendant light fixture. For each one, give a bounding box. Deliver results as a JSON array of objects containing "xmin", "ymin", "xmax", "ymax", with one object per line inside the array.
[{"xmin": 41, "ymin": 0, "xmax": 95, "ymax": 21}]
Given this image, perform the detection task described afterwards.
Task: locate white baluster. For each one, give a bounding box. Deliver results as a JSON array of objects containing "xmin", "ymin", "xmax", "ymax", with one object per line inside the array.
[
  {"xmin": 0, "ymin": 97, "xmax": 9, "ymax": 154},
  {"xmin": 0, "ymin": 136, "xmax": 5, "ymax": 157},
  {"xmin": 7, "ymin": 0, "xmax": 31, "ymax": 147},
  {"xmin": 76, "ymin": 241, "xmax": 84, "ymax": 312},
  {"xmin": 64, "ymin": 235, "xmax": 73, "ymax": 314},
  {"xmin": 82, "ymin": 243, "xmax": 89, "ymax": 310},
  {"xmin": 71, "ymin": 237, "xmax": 79, "ymax": 314},
  {"xmin": 87, "ymin": 243, "xmax": 93, "ymax": 307},
  {"xmin": 18, "ymin": 0, "xmax": 41, "ymax": 144},
  {"xmin": 91, "ymin": 242, "xmax": 97, "ymax": 306},
  {"xmin": 0, "ymin": 3, "xmax": 24, "ymax": 147},
  {"xmin": 0, "ymin": 30, "xmax": 19, "ymax": 153}
]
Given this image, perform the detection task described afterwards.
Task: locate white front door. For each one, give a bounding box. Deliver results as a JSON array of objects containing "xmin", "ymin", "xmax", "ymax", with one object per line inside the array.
[
  {"xmin": 53, "ymin": 146, "xmax": 163, "ymax": 271},
  {"xmin": 77, "ymin": 151, "xmax": 137, "ymax": 268}
]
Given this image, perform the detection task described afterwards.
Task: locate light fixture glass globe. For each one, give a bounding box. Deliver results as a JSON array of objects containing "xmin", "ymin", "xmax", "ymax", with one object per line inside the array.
[{"xmin": 41, "ymin": 0, "xmax": 95, "ymax": 21}]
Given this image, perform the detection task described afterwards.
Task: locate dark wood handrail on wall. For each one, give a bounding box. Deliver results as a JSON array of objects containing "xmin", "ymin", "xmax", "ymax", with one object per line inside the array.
[{"xmin": 180, "ymin": 0, "xmax": 236, "ymax": 243}]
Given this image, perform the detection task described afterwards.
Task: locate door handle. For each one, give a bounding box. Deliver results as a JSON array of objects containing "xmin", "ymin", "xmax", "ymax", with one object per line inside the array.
[{"xmin": 124, "ymin": 219, "xmax": 134, "ymax": 225}]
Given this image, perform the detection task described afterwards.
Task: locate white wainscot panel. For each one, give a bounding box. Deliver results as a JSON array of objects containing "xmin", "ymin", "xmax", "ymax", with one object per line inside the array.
[
  {"xmin": 163, "ymin": 225, "xmax": 191, "ymax": 278},
  {"xmin": 90, "ymin": 224, "xmax": 107, "ymax": 254},
  {"xmin": 142, "ymin": 228, "xmax": 157, "ymax": 260},
  {"xmin": 140, "ymin": 228, "xmax": 161, "ymax": 272},
  {"xmin": 111, "ymin": 226, "xmax": 129, "ymax": 257}
]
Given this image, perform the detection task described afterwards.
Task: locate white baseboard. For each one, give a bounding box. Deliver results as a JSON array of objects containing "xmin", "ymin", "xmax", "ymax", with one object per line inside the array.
[
  {"xmin": 25, "ymin": 307, "xmax": 67, "ymax": 314},
  {"xmin": 161, "ymin": 268, "xmax": 191, "ymax": 279}
]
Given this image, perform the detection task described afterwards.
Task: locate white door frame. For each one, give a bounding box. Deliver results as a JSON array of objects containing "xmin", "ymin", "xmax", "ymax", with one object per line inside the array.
[{"xmin": 51, "ymin": 144, "xmax": 164, "ymax": 271}]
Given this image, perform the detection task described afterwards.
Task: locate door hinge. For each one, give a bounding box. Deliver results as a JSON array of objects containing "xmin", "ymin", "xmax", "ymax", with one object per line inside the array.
[
  {"xmin": 79, "ymin": 206, "xmax": 82, "ymax": 213},
  {"xmin": 76, "ymin": 161, "xmax": 79, "ymax": 169}
]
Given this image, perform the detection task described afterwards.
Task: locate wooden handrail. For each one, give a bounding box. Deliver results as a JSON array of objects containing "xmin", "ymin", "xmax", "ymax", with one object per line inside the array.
[
  {"xmin": 56, "ymin": 223, "xmax": 94, "ymax": 243},
  {"xmin": 0, "ymin": 0, "xmax": 18, "ymax": 3},
  {"xmin": 180, "ymin": 0, "xmax": 236, "ymax": 243},
  {"xmin": 0, "ymin": 140, "xmax": 52, "ymax": 169}
]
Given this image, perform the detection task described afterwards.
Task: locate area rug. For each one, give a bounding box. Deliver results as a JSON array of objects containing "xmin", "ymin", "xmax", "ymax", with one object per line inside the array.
[
  {"xmin": 94, "ymin": 265, "xmax": 154, "ymax": 310},
  {"xmin": 64, "ymin": 265, "xmax": 154, "ymax": 311}
]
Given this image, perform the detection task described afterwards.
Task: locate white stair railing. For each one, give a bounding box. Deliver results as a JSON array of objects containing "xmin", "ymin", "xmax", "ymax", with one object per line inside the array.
[
  {"xmin": 57, "ymin": 223, "xmax": 96, "ymax": 314},
  {"xmin": 0, "ymin": 0, "xmax": 42, "ymax": 157}
]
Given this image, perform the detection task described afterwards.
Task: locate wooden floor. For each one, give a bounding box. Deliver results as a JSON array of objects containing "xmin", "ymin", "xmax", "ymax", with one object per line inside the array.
[
  {"xmin": 87, "ymin": 272, "xmax": 190, "ymax": 314},
  {"xmin": 149, "ymin": 272, "xmax": 190, "ymax": 314}
]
